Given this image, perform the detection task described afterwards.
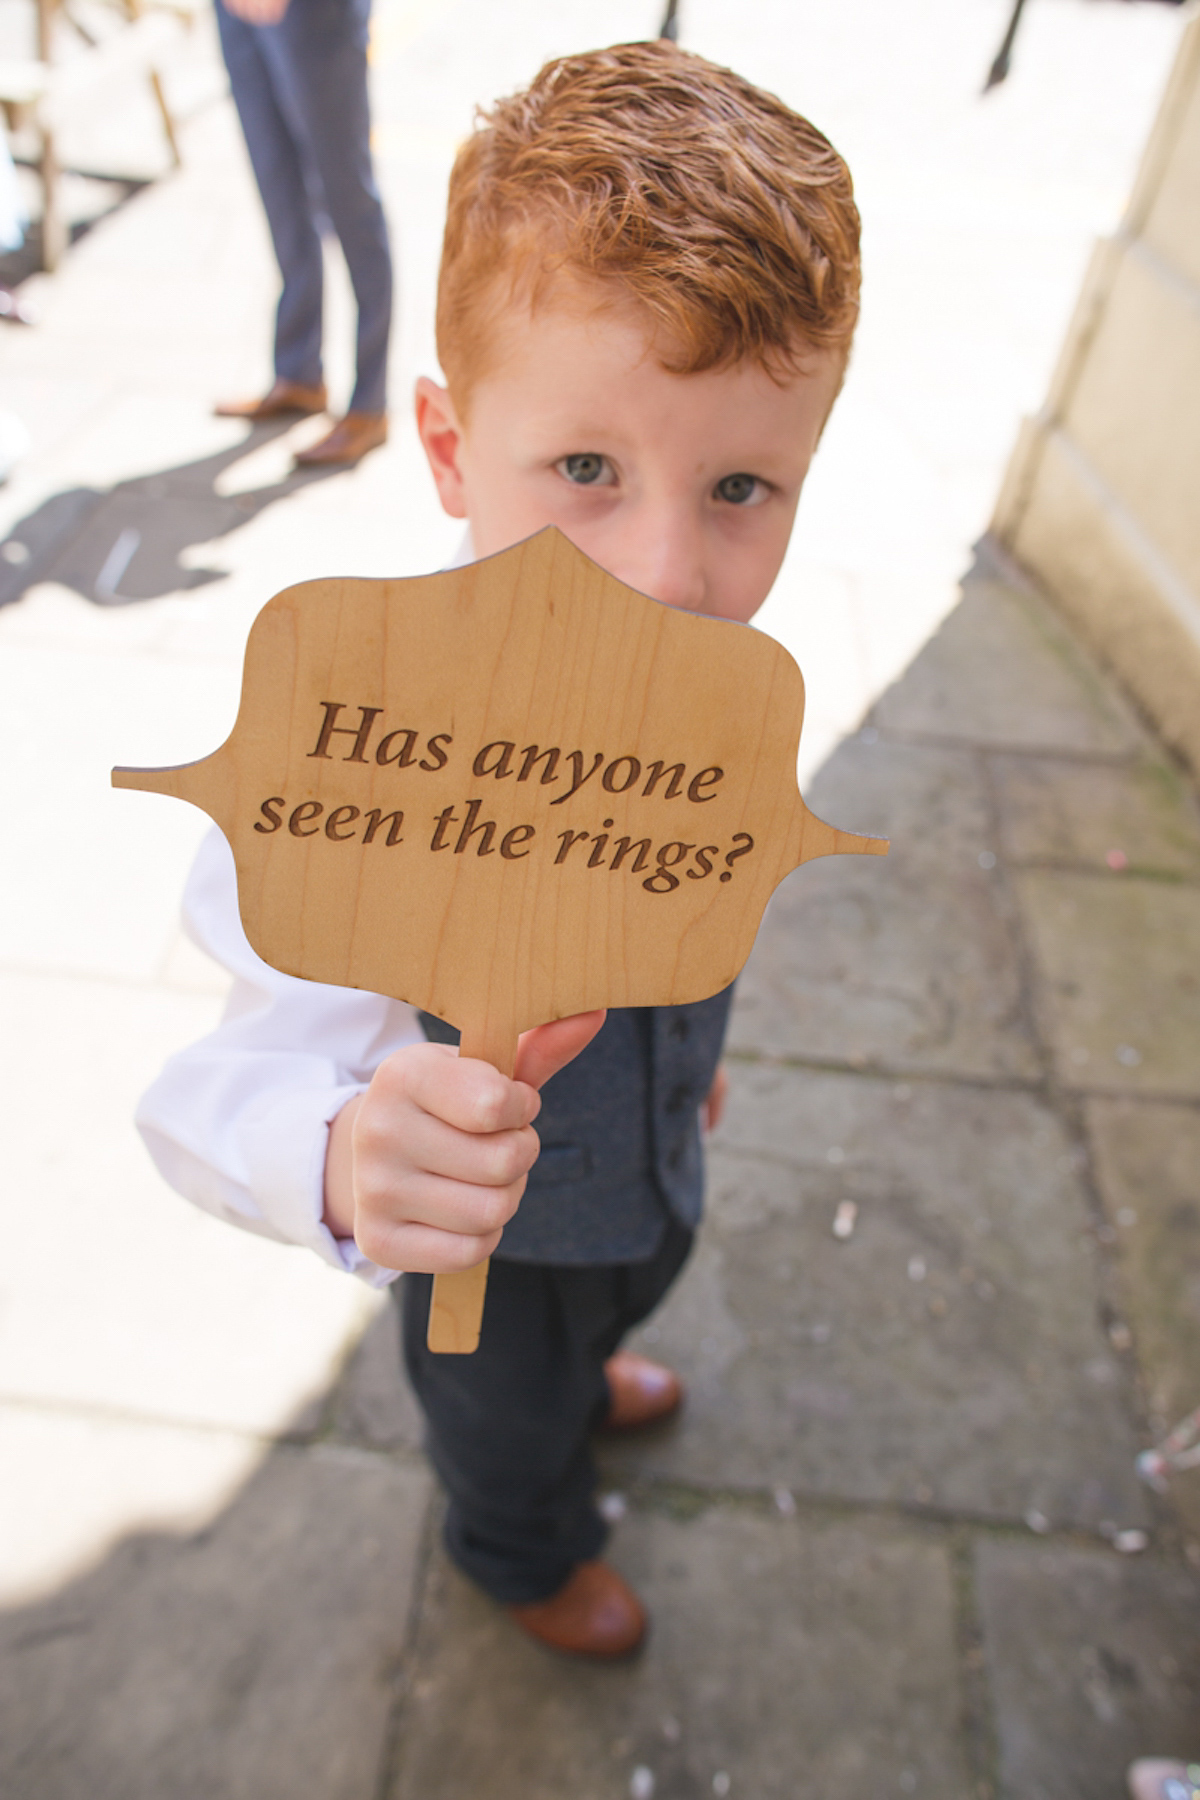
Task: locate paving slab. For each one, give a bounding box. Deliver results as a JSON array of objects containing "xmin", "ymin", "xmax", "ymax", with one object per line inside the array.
[
  {"xmin": 993, "ymin": 753, "xmax": 1200, "ymax": 878},
  {"xmin": 0, "ymin": 486, "xmax": 106, "ymax": 605},
  {"xmin": 729, "ymin": 736, "xmax": 1040, "ymax": 1080},
  {"xmin": 975, "ymin": 1536, "xmax": 1200, "ymax": 1800},
  {"xmin": 0, "ymin": 1403, "xmax": 264, "ymax": 1608},
  {"xmin": 1015, "ymin": 871, "xmax": 1200, "ymax": 1097},
  {"xmin": 606, "ymin": 1063, "xmax": 1146, "ymax": 1528},
  {"xmin": 0, "ymin": 971, "xmax": 377, "ymax": 1437},
  {"xmin": 0, "ymin": 417, "xmax": 353, "ymax": 610},
  {"xmin": 1087, "ymin": 1098, "xmax": 1200, "ymax": 1537},
  {"xmin": 47, "ymin": 489, "xmax": 251, "ymax": 606},
  {"xmin": 0, "ymin": 6, "xmax": 1192, "ymax": 1794},
  {"xmin": 27, "ymin": 390, "xmax": 257, "ymax": 496},
  {"xmin": 332, "ymin": 1294, "xmax": 423, "ymax": 1452},
  {"xmin": 0, "ymin": 1438, "xmax": 431, "ymax": 1800},
  {"xmin": 0, "ymin": 643, "xmax": 237, "ymax": 981},
  {"xmin": 871, "ymin": 576, "xmax": 1142, "ymax": 755},
  {"xmin": 391, "ymin": 1504, "xmax": 969, "ymax": 1800},
  {"xmin": 0, "ymin": 371, "xmax": 114, "ymax": 469}
]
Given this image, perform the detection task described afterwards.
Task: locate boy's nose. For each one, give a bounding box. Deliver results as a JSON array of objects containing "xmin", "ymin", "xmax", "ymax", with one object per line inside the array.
[{"xmin": 618, "ymin": 518, "xmax": 708, "ymax": 615}]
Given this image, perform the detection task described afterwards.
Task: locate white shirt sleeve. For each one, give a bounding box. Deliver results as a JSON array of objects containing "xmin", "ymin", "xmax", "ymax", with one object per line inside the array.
[{"xmin": 136, "ymin": 827, "xmax": 425, "ymax": 1286}]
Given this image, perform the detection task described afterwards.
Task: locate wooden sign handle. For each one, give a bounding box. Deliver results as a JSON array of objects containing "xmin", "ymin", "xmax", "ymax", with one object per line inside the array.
[{"xmin": 426, "ymin": 1016, "xmax": 519, "ymax": 1354}]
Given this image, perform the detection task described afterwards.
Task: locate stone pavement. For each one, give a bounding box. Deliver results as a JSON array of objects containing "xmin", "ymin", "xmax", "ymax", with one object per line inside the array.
[{"xmin": 2, "ymin": 3, "xmax": 1199, "ymax": 1798}]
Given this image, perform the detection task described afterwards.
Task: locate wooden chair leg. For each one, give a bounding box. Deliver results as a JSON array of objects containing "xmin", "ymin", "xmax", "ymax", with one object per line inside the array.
[
  {"xmin": 39, "ymin": 127, "xmax": 65, "ymax": 270},
  {"xmin": 148, "ymin": 67, "xmax": 181, "ymax": 168},
  {"xmin": 34, "ymin": 0, "xmax": 64, "ymax": 270}
]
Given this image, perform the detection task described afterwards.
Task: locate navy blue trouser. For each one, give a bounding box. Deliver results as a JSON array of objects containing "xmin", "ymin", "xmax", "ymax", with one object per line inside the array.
[
  {"xmin": 216, "ymin": 0, "xmax": 392, "ymax": 414},
  {"xmin": 397, "ymin": 1219, "xmax": 693, "ymax": 1604}
]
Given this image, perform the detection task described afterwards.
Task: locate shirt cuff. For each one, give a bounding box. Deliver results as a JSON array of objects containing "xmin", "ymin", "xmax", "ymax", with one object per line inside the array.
[{"xmin": 240, "ymin": 1079, "xmax": 401, "ymax": 1288}]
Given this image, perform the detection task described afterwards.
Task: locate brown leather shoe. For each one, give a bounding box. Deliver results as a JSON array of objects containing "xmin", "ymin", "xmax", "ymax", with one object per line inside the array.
[
  {"xmin": 214, "ymin": 378, "xmax": 328, "ymax": 420},
  {"xmin": 602, "ymin": 1350, "xmax": 683, "ymax": 1430},
  {"xmin": 509, "ymin": 1560, "xmax": 646, "ymax": 1657},
  {"xmin": 293, "ymin": 411, "xmax": 388, "ymax": 466}
]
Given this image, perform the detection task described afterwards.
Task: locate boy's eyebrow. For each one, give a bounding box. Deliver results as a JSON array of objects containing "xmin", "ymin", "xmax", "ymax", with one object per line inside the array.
[{"xmin": 511, "ymin": 414, "xmax": 638, "ymax": 454}]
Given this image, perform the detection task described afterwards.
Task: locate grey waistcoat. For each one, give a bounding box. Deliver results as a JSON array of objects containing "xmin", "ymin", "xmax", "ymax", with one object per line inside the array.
[{"xmin": 418, "ymin": 987, "xmax": 734, "ymax": 1265}]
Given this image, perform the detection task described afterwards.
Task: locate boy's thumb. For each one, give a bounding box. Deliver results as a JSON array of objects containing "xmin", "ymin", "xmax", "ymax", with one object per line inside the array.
[{"xmin": 513, "ymin": 1011, "xmax": 606, "ymax": 1091}]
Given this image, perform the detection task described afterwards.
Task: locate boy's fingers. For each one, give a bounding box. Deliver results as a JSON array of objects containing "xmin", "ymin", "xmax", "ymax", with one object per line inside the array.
[
  {"xmin": 704, "ymin": 1065, "xmax": 729, "ymax": 1133},
  {"xmin": 514, "ymin": 1010, "xmax": 606, "ymax": 1091},
  {"xmin": 395, "ymin": 1043, "xmax": 539, "ymax": 1134},
  {"xmin": 356, "ymin": 1213, "xmax": 503, "ymax": 1274},
  {"xmin": 366, "ymin": 1168, "xmax": 525, "ymax": 1241},
  {"xmin": 388, "ymin": 1110, "xmax": 540, "ymax": 1189}
]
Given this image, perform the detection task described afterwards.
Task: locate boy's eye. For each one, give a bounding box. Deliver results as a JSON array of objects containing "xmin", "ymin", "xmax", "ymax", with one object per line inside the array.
[
  {"xmin": 557, "ymin": 453, "xmax": 616, "ymax": 487},
  {"xmin": 715, "ymin": 472, "xmax": 767, "ymax": 506}
]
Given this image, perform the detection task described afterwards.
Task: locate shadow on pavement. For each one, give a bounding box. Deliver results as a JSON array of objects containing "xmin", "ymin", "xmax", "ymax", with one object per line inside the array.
[
  {"xmin": 0, "ymin": 1304, "xmax": 430, "ymax": 1800},
  {"xmin": 0, "ymin": 419, "xmax": 344, "ymax": 610},
  {"xmin": 5, "ymin": 559, "xmax": 1200, "ymax": 1798}
]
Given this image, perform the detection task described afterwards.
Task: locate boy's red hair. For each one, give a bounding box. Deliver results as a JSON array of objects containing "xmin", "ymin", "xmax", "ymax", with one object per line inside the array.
[{"xmin": 437, "ymin": 40, "xmax": 862, "ymax": 406}]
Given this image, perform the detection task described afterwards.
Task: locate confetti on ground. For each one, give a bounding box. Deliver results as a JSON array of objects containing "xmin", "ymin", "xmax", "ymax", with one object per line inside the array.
[{"xmin": 1137, "ymin": 1402, "xmax": 1200, "ymax": 1491}]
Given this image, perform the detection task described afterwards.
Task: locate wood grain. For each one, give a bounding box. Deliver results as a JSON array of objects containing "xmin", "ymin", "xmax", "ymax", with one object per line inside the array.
[
  {"xmin": 427, "ymin": 1019, "xmax": 518, "ymax": 1354},
  {"xmin": 114, "ymin": 528, "xmax": 887, "ymax": 1352}
]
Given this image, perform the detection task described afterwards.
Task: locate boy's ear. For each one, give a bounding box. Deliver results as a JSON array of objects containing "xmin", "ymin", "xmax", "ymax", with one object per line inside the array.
[{"xmin": 414, "ymin": 376, "xmax": 468, "ymax": 520}]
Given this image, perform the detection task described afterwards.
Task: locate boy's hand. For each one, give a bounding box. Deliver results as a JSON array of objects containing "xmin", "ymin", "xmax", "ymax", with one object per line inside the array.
[
  {"xmin": 323, "ymin": 1012, "xmax": 605, "ymax": 1272},
  {"xmin": 222, "ymin": 0, "xmax": 291, "ymax": 23},
  {"xmin": 703, "ymin": 1065, "xmax": 728, "ymax": 1134}
]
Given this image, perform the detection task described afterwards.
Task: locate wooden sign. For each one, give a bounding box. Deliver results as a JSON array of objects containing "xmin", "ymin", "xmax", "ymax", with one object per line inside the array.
[{"xmin": 113, "ymin": 528, "xmax": 887, "ymax": 1352}]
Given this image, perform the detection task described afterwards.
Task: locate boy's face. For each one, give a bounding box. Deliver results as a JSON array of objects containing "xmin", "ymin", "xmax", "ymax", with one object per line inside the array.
[{"xmin": 416, "ymin": 289, "xmax": 842, "ymax": 624}]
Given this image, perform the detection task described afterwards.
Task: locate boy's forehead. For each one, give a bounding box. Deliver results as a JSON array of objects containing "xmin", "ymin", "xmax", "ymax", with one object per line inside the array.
[
  {"xmin": 467, "ymin": 276, "xmax": 655, "ymax": 387},
  {"xmin": 464, "ymin": 278, "xmax": 840, "ymax": 423}
]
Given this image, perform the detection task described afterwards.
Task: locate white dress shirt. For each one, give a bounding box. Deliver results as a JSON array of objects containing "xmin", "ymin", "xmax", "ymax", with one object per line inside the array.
[
  {"xmin": 137, "ymin": 825, "xmax": 423, "ymax": 1287},
  {"xmin": 137, "ymin": 535, "xmax": 478, "ymax": 1285}
]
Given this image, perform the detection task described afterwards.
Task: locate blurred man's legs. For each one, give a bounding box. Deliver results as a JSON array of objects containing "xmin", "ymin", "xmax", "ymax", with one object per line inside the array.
[
  {"xmin": 215, "ymin": 0, "xmax": 326, "ymax": 398},
  {"xmin": 215, "ymin": 0, "xmax": 391, "ymax": 453},
  {"xmin": 271, "ymin": 0, "xmax": 392, "ymax": 417}
]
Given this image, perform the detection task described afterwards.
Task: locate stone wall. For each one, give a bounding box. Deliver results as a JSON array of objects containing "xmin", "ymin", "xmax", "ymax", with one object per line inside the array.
[{"xmin": 993, "ymin": 6, "xmax": 1200, "ymax": 776}]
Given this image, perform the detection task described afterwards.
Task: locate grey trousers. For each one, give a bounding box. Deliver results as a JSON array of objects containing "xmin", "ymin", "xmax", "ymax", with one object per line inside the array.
[
  {"xmin": 397, "ymin": 1219, "xmax": 694, "ymax": 1604},
  {"xmin": 216, "ymin": 0, "xmax": 392, "ymax": 414}
]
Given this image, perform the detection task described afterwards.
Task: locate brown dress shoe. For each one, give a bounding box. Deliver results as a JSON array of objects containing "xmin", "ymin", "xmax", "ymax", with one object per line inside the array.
[
  {"xmin": 509, "ymin": 1560, "xmax": 646, "ymax": 1657},
  {"xmin": 602, "ymin": 1350, "xmax": 683, "ymax": 1430},
  {"xmin": 293, "ymin": 411, "xmax": 388, "ymax": 467},
  {"xmin": 214, "ymin": 379, "xmax": 328, "ymax": 420}
]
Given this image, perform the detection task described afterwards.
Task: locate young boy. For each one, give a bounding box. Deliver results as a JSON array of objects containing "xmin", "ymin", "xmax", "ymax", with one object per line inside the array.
[{"xmin": 138, "ymin": 40, "xmax": 860, "ymax": 1657}]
